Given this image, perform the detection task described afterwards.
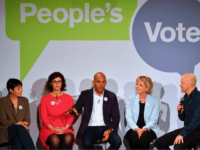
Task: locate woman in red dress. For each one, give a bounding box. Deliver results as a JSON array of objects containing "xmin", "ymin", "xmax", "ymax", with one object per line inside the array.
[{"xmin": 39, "ymin": 72, "xmax": 75, "ymax": 149}]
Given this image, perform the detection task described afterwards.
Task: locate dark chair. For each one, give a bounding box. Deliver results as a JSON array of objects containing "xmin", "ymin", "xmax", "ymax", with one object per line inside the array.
[
  {"xmin": 76, "ymin": 139, "xmax": 107, "ymax": 150},
  {"xmin": 188, "ymin": 143, "xmax": 200, "ymax": 150},
  {"xmin": 94, "ymin": 140, "xmax": 107, "ymax": 150},
  {"xmin": 0, "ymin": 142, "xmax": 14, "ymax": 150}
]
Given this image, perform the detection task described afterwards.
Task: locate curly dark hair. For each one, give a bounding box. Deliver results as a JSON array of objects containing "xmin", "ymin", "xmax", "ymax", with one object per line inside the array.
[{"xmin": 45, "ymin": 72, "xmax": 67, "ymax": 92}]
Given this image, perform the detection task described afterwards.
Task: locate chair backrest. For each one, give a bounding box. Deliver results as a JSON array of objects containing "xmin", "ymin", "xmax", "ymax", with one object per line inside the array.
[
  {"xmin": 0, "ymin": 141, "xmax": 14, "ymax": 148},
  {"xmin": 94, "ymin": 140, "xmax": 107, "ymax": 144}
]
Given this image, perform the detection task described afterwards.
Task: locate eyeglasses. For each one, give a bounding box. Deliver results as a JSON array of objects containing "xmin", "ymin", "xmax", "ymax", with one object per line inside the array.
[{"xmin": 52, "ymin": 80, "xmax": 62, "ymax": 84}]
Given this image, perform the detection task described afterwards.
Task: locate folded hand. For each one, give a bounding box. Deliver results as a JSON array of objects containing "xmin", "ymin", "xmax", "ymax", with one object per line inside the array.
[
  {"xmin": 17, "ymin": 121, "xmax": 29, "ymax": 130},
  {"xmin": 102, "ymin": 130, "xmax": 111, "ymax": 142}
]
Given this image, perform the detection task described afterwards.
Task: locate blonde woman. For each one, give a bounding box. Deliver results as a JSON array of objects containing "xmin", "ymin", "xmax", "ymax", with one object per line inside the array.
[{"xmin": 125, "ymin": 76, "xmax": 159, "ymax": 149}]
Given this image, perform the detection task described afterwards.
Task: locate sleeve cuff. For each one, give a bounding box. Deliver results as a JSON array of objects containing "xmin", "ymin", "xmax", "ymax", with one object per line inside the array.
[
  {"xmin": 66, "ymin": 122, "xmax": 73, "ymax": 127},
  {"xmin": 131, "ymin": 125, "xmax": 139, "ymax": 131},
  {"xmin": 142, "ymin": 126, "xmax": 150, "ymax": 131},
  {"xmin": 108, "ymin": 128, "xmax": 114, "ymax": 133},
  {"xmin": 179, "ymin": 130, "xmax": 187, "ymax": 137}
]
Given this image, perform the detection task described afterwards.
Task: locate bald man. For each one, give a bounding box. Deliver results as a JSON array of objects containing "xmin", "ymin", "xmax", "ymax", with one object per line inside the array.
[
  {"xmin": 67, "ymin": 72, "xmax": 121, "ymax": 149},
  {"xmin": 155, "ymin": 73, "xmax": 200, "ymax": 150}
]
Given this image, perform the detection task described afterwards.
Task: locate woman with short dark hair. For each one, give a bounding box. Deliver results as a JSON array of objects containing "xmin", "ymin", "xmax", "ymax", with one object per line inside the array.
[
  {"xmin": 39, "ymin": 72, "xmax": 75, "ymax": 149},
  {"xmin": 0, "ymin": 78, "xmax": 36, "ymax": 149}
]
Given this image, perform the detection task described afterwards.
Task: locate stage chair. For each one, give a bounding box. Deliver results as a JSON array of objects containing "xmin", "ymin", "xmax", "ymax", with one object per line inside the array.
[
  {"xmin": 185, "ymin": 142, "xmax": 200, "ymax": 150},
  {"xmin": 0, "ymin": 141, "xmax": 14, "ymax": 150},
  {"xmin": 94, "ymin": 140, "xmax": 107, "ymax": 150}
]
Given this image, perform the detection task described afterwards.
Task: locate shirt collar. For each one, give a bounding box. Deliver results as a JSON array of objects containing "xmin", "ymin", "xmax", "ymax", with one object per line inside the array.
[
  {"xmin": 93, "ymin": 88, "xmax": 104, "ymax": 97},
  {"xmin": 184, "ymin": 87, "xmax": 198, "ymax": 99}
]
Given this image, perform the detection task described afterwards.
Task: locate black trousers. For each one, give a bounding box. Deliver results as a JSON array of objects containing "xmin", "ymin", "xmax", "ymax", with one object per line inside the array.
[
  {"xmin": 154, "ymin": 128, "xmax": 200, "ymax": 150},
  {"xmin": 8, "ymin": 124, "xmax": 35, "ymax": 150},
  {"xmin": 125, "ymin": 129, "xmax": 157, "ymax": 149},
  {"xmin": 83, "ymin": 126, "xmax": 122, "ymax": 150}
]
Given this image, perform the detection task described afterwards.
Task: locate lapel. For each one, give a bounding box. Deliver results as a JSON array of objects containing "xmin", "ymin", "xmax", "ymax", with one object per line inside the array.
[
  {"xmin": 144, "ymin": 94, "xmax": 150, "ymax": 118},
  {"xmin": 17, "ymin": 97, "xmax": 22, "ymax": 118},
  {"xmin": 103, "ymin": 89, "xmax": 108, "ymax": 114},
  {"xmin": 88, "ymin": 88, "xmax": 94, "ymax": 110},
  {"xmin": 134, "ymin": 94, "xmax": 140, "ymax": 120},
  {"xmin": 6, "ymin": 95, "xmax": 18, "ymax": 121}
]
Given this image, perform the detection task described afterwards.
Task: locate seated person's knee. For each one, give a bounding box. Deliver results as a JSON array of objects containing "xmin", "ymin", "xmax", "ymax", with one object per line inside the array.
[{"xmin": 16, "ymin": 125, "xmax": 27, "ymax": 132}]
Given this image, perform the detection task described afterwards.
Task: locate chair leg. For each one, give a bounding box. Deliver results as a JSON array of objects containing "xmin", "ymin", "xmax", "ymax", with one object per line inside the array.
[
  {"xmin": 102, "ymin": 143, "xmax": 106, "ymax": 150},
  {"xmin": 187, "ymin": 145, "xmax": 197, "ymax": 150},
  {"xmin": 94, "ymin": 143, "xmax": 107, "ymax": 150},
  {"xmin": 7, "ymin": 145, "xmax": 14, "ymax": 150}
]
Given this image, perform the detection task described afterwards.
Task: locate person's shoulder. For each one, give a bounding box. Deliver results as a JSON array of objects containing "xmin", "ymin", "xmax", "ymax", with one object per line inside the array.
[
  {"xmin": 19, "ymin": 96, "xmax": 29, "ymax": 102},
  {"xmin": 62, "ymin": 93, "xmax": 73, "ymax": 99},
  {"xmin": 41, "ymin": 93, "xmax": 51, "ymax": 101},
  {"xmin": 0, "ymin": 96, "xmax": 7, "ymax": 101},
  {"xmin": 20, "ymin": 96, "xmax": 28, "ymax": 100},
  {"xmin": 0, "ymin": 96, "xmax": 8, "ymax": 108},
  {"xmin": 196, "ymin": 88, "xmax": 200, "ymax": 95},
  {"xmin": 147, "ymin": 95, "xmax": 158, "ymax": 103},
  {"xmin": 80, "ymin": 88, "xmax": 93, "ymax": 95},
  {"xmin": 127, "ymin": 95, "xmax": 137, "ymax": 102},
  {"xmin": 105, "ymin": 89, "xmax": 116, "ymax": 98},
  {"xmin": 195, "ymin": 90, "xmax": 200, "ymax": 101},
  {"xmin": 0, "ymin": 96, "xmax": 8, "ymax": 104}
]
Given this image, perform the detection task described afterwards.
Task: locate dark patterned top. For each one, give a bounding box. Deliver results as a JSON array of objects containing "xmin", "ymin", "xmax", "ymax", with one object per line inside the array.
[{"xmin": 179, "ymin": 88, "xmax": 200, "ymax": 137}]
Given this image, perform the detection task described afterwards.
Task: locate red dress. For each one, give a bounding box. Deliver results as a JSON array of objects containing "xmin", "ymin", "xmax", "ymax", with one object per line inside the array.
[{"xmin": 39, "ymin": 93, "xmax": 75, "ymax": 149}]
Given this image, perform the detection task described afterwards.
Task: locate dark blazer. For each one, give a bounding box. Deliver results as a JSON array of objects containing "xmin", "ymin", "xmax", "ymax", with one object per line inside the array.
[
  {"xmin": 74, "ymin": 88, "xmax": 120, "ymax": 136},
  {"xmin": 0, "ymin": 95, "xmax": 30, "ymax": 144}
]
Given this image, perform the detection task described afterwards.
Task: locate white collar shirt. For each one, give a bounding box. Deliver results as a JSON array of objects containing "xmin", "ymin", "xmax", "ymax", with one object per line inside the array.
[{"xmin": 88, "ymin": 89, "xmax": 105, "ymax": 126}]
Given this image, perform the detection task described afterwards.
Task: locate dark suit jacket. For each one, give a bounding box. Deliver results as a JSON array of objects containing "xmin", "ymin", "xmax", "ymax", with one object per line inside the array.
[
  {"xmin": 74, "ymin": 88, "xmax": 120, "ymax": 136},
  {"xmin": 0, "ymin": 95, "xmax": 30, "ymax": 144}
]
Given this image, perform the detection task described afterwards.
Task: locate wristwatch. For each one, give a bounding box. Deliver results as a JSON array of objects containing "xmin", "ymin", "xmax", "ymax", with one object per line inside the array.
[{"xmin": 108, "ymin": 128, "xmax": 114, "ymax": 133}]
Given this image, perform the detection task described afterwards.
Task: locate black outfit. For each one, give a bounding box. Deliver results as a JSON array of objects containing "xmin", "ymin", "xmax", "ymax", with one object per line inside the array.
[
  {"xmin": 155, "ymin": 88, "xmax": 200, "ymax": 150},
  {"xmin": 137, "ymin": 102, "xmax": 146, "ymax": 128},
  {"xmin": 125, "ymin": 102, "xmax": 157, "ymax": 149}
]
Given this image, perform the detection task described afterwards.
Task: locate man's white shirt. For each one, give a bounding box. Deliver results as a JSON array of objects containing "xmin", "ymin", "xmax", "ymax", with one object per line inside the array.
[{"xmin": 88, "ymin": 89, "xmax": 106, "ymax": 126}]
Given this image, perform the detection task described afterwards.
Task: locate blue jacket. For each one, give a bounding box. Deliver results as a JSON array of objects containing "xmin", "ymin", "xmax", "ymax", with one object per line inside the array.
[{"xmin": 125, "ymin": 94, "xmax": 159, "ymax": 137}]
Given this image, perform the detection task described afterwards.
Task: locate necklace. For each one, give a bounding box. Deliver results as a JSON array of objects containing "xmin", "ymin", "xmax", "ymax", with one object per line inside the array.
[{"xmin": 51, "ymin": 95, "xmax": 62, "ymax": 105}]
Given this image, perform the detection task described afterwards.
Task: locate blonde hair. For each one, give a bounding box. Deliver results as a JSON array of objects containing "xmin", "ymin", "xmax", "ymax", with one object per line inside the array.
[{"xmin": 136, "ymin": 76, "xmax": 153, "ymax": 94}]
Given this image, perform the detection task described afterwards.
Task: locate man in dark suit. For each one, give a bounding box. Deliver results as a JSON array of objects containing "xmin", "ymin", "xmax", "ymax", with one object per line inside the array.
[{"xmin": 68, "ymin": 72, "xmax": 121, "ymax": 149}]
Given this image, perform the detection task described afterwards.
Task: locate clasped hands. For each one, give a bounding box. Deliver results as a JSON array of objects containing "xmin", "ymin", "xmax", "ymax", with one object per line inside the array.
[
  {"xmin": 53, "ymin": 127, "xmax": 68, "ymax": 134},
  {"xmin": 136, "ymin": 128, "xmax": 147, "ymax": 139},
  {"xmin": 17, "ymin": 121, "xmax": 29, "ymax": 130}
]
